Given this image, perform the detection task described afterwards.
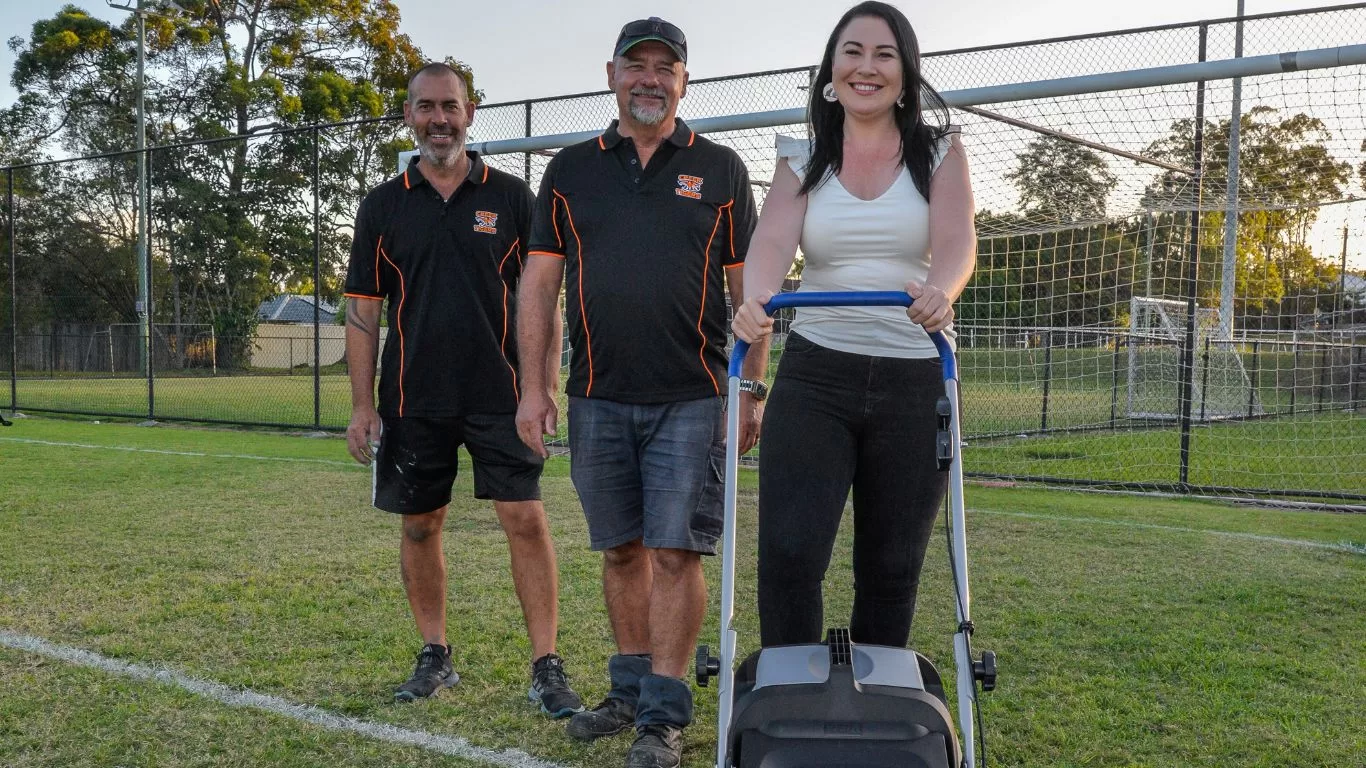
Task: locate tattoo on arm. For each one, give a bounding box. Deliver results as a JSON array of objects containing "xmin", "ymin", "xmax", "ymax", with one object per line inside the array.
[{"xmin": 346, "ymin": 302, "xmax": 376, "ymax": 336}]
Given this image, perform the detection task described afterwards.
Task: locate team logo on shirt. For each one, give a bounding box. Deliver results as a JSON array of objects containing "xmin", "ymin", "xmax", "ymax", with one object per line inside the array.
[
  {"xmin": 675, "ymin": 175, "xmax": 704, "ymax": 199},
  {"xmin": 473, "ymin": 210, "xmax": 499, "ymax": 234}
]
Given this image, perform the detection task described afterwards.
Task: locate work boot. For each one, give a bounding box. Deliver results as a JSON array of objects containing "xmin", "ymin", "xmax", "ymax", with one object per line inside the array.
[
  {"xmin": 626, "ymin": 674, "xmax": 692, "ymax": 767},
  {"xmin": 566, "ymin": 695, "xmax": 636, "ymax": 740},
  {"xmin": 566, "ymin": 653, "xmax": 650, "ymax": 740},
  {"xmin": 625, "ymin": 723, "xmax": 684, "ymax": 768}
]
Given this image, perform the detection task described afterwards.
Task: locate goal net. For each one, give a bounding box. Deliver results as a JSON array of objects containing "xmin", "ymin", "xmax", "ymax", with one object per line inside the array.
[{"xmin": 1126, "ymin": 297, "xmax": 1263, "ymax": 421}]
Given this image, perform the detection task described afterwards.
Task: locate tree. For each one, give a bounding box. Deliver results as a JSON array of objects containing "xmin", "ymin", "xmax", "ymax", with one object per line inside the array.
[
  {"xmin": 1142, "ymin": 106, "xmax": 1351, "ymax": 330},
  {"xmin": 1005, "ymin": 135, "xmax": 1118, "ymax": 224},
  {"xmin": 6, "ymin": 2, "xmax": 444, "ymax": 366},
  {"xmin": 968, "ymin": 138, "xmax": 1129, "ymax": 330}
]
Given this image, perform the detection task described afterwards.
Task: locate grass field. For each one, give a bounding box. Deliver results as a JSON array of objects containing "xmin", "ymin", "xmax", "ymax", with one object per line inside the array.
[
  {"xmin": 7, "ymin": 367, "xmax": 1364, "ymax": 499},
  {"xmin": 1, "ymin": 416, "xmax": 1363, "ymax": 767}
]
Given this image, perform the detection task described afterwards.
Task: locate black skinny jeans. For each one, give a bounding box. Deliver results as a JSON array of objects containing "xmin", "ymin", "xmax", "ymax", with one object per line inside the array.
[{"xmin": 757, "ymin": 332, "xmax": 949, "ymax": 648}]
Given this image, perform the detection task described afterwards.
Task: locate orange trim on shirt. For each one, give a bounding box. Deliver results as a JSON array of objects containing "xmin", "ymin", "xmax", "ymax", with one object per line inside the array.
[
  {"xmin": 482, "ymin": 164, "xmax": 489, "ymax": 184},
  {"xmin": 379, "ymin": 248, "xmax": 408, "ymax": 416},
  {"xmin": 343, "ymin": 292, "xmax": 384, "ymax": 300},
  {"xmin": 726, "ymin": 199, "xmax": 737, "ymax": 264},
  {"xmin": 528, "ymin": 250, "xmax": 566, "ymax": 260},
  {"xmin": 723, "ymin": 262, "xmax": 744, "ymax": 270},
  {"xmin": 402, "ymin": 169, "xmax": 410, "ymax": 190},
  {"xmin": 696, "ymin": 201, "xmax": 732, "ymax": 396},
  {"xmin": 553, "ymin": 188, "xmax": 595, "ymax": 397},
  {"xmin": 597, "ymin": 135, "xmax": 606, "ymax": 151},
  {"xmin": 550, "ymin": 192, "xmax": 564, "ymax": 249},
  {"xmin": 374, "ymin": 235, "xmax": 384, "ymax": 293},
  {"xmin": 687, "ymin": 130, "xmax": 696, "ymax": 147},
  {"xmin": 498, "ymin": 238, "xmax": 521, "ymax": 401}
]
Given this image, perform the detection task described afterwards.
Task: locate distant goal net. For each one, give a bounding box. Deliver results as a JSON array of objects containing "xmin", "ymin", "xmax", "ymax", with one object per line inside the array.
[{"xmin": 1126, "ymin": 297, "xmax": 1264, "ymax": 421}]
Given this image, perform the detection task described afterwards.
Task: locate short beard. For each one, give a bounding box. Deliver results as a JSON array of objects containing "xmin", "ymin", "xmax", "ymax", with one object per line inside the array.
[
  {"xmin": 627, "ymin": 90, "xmax": 669, "ymax": 126},
  {"xmin": 415, "ymin": 129, "xmax": 465, "ymax": 169}
]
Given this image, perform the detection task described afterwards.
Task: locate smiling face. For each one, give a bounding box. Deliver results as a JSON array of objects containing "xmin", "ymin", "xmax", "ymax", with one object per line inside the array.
[
  {"xmin": 607, "ymin": 41, "xmax": 688, "ymax": 128},
  {"xmin": 403, "ymin": 68, "xmax": 475, "ymax": 170},
  {"xmin": 829, "ymin": 14, "xmax": 904, "ymax": 119}
]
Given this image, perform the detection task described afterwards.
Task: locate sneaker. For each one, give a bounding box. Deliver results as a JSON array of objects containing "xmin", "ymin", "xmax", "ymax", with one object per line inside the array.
[
  {"xmin": 528, "ymin": 653, "xmax": 584, "ymax": 718},
  {"xmin": 393, "ymin": 643, "xmax": 459, "ymax": 702},
  {"xmin": 625, "ymin": 724, "xmax": 683, "ymax": 768},
  {"xmin": 565, "ymin": 696, "xmax": 636, "ymax": 741}
]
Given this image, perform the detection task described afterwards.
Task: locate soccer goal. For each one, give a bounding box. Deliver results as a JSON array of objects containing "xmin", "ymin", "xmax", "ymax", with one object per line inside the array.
[
  {"xmin": 79, "ymin": 324, "xmax": 218, "ymax": 374},
  {"xmin": 1126, "ymin": 296, "xmax": 1263, "ymax": 421}
]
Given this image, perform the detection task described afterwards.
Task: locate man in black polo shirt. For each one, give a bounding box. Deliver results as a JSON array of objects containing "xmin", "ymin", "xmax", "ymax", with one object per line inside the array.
[
  {"xmin": 515, "ymin": 19, "xmax": 769, "ymax": 768},
  {"xmin": 343, "ymin": 62, "xmax": 582, "ymax": 717}
]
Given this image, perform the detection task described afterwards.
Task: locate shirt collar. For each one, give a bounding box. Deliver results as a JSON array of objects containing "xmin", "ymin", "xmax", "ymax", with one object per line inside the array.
[
  {"xmin": 401, "ymin": 151, "xmax": 489, "ymax": 191},
  {"xmin": 597, "ymin": 118, "xmax": 696, "ymax": 151}
]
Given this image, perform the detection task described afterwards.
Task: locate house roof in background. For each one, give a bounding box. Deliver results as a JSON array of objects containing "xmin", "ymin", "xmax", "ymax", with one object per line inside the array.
[{"xmin": 256, "ymin": 295, "xmax": 338, "ymax": 324}]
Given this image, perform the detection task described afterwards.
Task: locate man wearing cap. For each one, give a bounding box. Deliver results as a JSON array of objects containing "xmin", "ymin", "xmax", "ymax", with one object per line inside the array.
[
  {"xmin": 515, "ymin": 17, "xmax": 768, "ymax": 768},
  {"xmin": 344, "ymin": 62, "xmax": 582, "ymax": 717}
]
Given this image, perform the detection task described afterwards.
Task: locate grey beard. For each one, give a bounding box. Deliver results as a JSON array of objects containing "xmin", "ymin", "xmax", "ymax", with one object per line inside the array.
[
  {"xmin": 417, "ymin": 134, "xmax": 465, "ymax": 169},
  {"xmin": 628, "ymin": 101, "xmax": 668, "ymax": 125}
]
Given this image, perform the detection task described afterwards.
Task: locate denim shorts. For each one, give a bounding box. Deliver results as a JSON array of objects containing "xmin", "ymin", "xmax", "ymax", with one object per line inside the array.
[{"xmin": 567, "ymin": 396, "xmax": 726, "ymax": 553}]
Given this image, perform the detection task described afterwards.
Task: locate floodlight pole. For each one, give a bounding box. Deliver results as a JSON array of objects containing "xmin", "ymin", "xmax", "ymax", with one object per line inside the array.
[
  {"xmin": 136, "ymin": 0, "xmax": 149, "ymax": 380},
  {"xmin": 1178, "ymin": 24, "xmax": 1209, "ymax": 490},
  {"xmin": 7, "ymin": 170, "xmax": 16, "ymax": 415},
  {"xmin": 108, "ymin": 0, "xmax": 152, "ymax": 376},
  {"xmin": 1218, "ymin": 0, "xmax": 1245, "ymax": 344}
]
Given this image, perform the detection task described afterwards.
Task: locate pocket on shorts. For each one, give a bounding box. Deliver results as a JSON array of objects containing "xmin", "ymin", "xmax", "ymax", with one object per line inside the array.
[{"xmin": 692, "ymin": 441, "xmax": 727, "ymax": 543}]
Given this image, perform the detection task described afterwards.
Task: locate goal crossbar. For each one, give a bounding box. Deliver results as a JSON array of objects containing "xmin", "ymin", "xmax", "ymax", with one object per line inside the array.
[{"xmin": 469, "ymin": 43, "xmax": 1366, "ymax": 156}]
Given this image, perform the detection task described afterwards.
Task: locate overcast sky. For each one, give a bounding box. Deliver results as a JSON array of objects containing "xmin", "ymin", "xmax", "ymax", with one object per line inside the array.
[
  {"xmin": 2, "ymin": 1, "xmax": 1360, "ymax": 266},
  {"xmin": 0, "ymin": 0, "xmax": 1341, "ymax": 107}
]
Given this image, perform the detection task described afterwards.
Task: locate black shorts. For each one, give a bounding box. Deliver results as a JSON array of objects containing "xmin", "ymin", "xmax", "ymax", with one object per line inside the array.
[{"xmin": 373, "ymin": 414, "xmax": 543, "ymax": 514}]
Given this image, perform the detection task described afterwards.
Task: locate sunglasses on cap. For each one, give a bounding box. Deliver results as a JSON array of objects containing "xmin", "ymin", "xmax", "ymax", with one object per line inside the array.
[{"xmin": 614, "ymin": 17, "xmax": 687, "ymax": 63}]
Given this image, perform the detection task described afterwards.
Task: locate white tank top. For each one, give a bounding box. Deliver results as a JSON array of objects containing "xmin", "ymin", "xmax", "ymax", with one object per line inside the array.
[{"xmin": 778, "ymin": 130, "xmax": 958, "ymax": 359}]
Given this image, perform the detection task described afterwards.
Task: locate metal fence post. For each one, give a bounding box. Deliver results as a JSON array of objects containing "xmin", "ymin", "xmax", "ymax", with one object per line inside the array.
[
  {"xmin": 313, "ymin": 125, "xmax": 322, "ymax": 429},
  {"xmin": 1040, "ymin": 331, "xmax": 1053, "ymax": 432},
  {"xmin": 146, "ymin": 146, "xmax": 155, "ymax": 420},
  {"xmin": 6, "ymin": 169, "xmax": 15, "ymax": 414},
  {"xmin": 1199, "ymin": 335, "xmax": 1211, "ymax": 422},
  {"xmin": 1316, "ymin": 345, "xmax": 1326, "ymax": 412},
  {"xmin": 1217, "ymin": 0, "xmax": 1245, "ymax": 342},
  {"xmin": 1110, "ymin": 335, "xmax": 1121, "ymax": 429},
  {"xmin": 1177, "ymin": 23, "xmax": 1209, "ymax": 490},
  {"xmin": 1291, "ymin": 338, "xmax": 1299, "ymax": 413},
  {"xmin": 524, "ymin": 102, "xmax": 533, "ymax": 184},
  {"xmin": 1248, "ymin": 340, "xmax": 1259, "ymax": 418},
  {"xmin": 1353, "ymin": 345, "xmax": 1363, "ymax": 412}
]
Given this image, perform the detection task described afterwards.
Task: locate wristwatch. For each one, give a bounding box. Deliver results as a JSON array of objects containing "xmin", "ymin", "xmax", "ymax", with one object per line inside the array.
[{"xmin": 738, "ymin": 379, "xmax": 769, "ymax": 401}]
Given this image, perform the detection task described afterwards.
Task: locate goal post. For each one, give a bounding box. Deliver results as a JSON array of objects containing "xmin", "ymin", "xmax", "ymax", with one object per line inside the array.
[{"xmin": 1126, "ymin": 296, "xmax": 1264, "ymax": 421}]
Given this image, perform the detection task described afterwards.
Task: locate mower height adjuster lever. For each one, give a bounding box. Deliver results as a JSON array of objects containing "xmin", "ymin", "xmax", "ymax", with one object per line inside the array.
[
  {"xmin": 695, "ymin": 645, "xmax": 720, "ymax": 686},
  {"xmin": 935, "ymin": 396, "xmax": 953, "ymax": 470},
  {"xmin": 974, "ymin": 650, "xmax": 998, "ymax": 692}
]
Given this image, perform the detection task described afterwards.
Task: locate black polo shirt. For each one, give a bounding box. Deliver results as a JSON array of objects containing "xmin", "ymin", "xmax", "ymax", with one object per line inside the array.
[
  {"xmin": 344, "ymin": 153, "xmax": 534, "ymax": 418},
  {"xmin": 528, "ymin": 118, "xmax": 757, "ymax": 404}
]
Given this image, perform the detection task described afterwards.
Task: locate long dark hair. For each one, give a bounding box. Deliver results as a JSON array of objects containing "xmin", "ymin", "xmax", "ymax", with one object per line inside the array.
[{"xmin": 800, "ymin": 1, "xmax": 950, "ymax": 200}]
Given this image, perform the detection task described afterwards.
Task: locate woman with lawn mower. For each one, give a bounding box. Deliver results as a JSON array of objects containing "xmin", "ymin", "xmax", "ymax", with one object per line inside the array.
[{"xmin": 731, "ymin": 0, "xmax": 977, "ymax": 651}]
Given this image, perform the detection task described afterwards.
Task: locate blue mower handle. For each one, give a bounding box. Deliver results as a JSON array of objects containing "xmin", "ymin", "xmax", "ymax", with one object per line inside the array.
[{"xmin": 729, "ymin": 291, "xmax": 956, "ymax": 380}]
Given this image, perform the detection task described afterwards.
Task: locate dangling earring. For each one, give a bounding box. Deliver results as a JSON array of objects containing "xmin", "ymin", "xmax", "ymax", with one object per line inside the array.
[
  {"xmin": 822, "ymin": 83, "xmax": 838, "ymax": 103},
  {"xmin": 896, "ymin": 91, "xmax": 905, "ymax": 109}
]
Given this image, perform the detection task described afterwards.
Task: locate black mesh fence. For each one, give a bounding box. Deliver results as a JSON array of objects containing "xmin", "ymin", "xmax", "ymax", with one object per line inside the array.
[{"xmin": 3, "ymin": 4, "xmax": 1364, "ymax": 502}]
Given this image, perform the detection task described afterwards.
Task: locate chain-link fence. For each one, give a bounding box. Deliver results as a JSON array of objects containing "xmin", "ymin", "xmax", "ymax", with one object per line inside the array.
[{"xmin": 3, "ymin": 4, "xmax": 1364, "ymax": 503}]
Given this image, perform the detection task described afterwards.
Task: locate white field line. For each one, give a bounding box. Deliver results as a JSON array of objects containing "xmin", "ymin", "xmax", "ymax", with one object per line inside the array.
[
  {"xmin": 0, "ymin": 631, "xmax": 565, "ymax": 768},
  {"xmin": 0, "ymin": 436, "xmax": 360, "ymax": 468},
  {"xmin": 974, "ymin": 508, "xmax": 1363, "ymax": 554}
]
